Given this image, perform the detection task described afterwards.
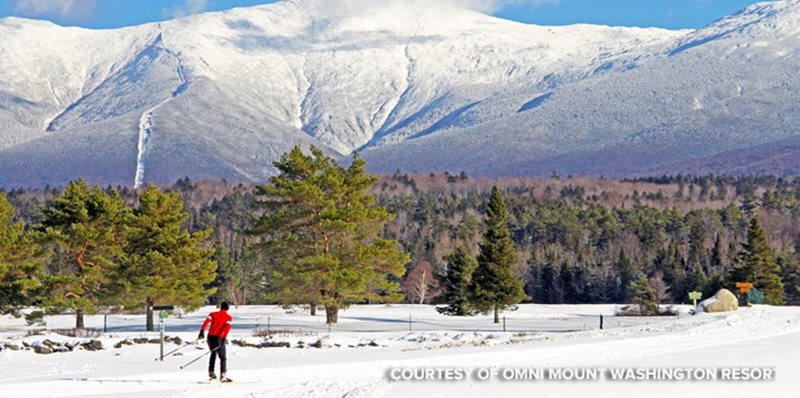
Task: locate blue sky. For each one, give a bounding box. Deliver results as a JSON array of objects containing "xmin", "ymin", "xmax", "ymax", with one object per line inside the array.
[{"xmin": 0, "ymin": 0, "xmax": 769, "ymax": 30}]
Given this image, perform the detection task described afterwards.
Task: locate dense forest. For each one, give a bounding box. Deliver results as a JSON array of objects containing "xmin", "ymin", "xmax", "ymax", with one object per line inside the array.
[{"xmin": 4, "ymin": 172, "xmax": 800, "ymax": 309}]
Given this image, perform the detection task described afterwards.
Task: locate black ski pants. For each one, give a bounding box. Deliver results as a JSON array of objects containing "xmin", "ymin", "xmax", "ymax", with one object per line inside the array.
[{"xmin": 207, "ymin": 335, "xmax": 227, "ymax": 374}]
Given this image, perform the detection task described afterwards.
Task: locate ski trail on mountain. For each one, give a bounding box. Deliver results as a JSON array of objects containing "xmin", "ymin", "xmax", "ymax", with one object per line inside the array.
[
  {"xmin": 42, "ymin": 81, "xmax": 64, "ymax": 131},
  {"xmin": 43, "ymin": 65, "xmax": 116, "ymax": 133},
  {"xmin": 135, "ymin": 106, "xmax": 160, "ymax": 188},
  {"xmin": 134, "ymin": 29, "xmax": 189, "ymax": 188},
  {"xmin": 361, "ymin": 23, "xmax": 419, "ymax": 151}
]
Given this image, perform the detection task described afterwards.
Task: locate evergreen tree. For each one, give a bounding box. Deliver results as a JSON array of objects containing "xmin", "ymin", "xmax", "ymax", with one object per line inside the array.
[
  {"xmin": 614, "ymin": 248, "xmax": 636, "ymax": 302},
  {"xmin": 710, "ymin": 234, "xmax": 725, "ymax": 275},
  {"xmin": 530, "ymin": 247, "xmax": 563, "ymax": 304},
  {"xmin": 559, "ymin": 261, "xmax": 578, "ymax": 304},
  {"xmin": 38, "ymin": 178, "xmax": 128, "ymax": 328},
  {"xmin": 436, "ymin": 248, "xmax": 477, "ymax": 315},
  {"xmin": 730, "ymin": 217, "xmax": 785, "ymax": 305},
  {"xmin": 660, "ymin": 242, "xmax": 686, "ymax": 303},
  {"xmin": 119, "ymin": 186, "xmax": 217, "ymax": 331},
  {"xmin": 470, "ymin": 186, "xmax": 526, "ymax": 323},
  {"xmin": 739, "ymin": 196, "xmax": 758, "ymax": 216},
  {"xmin": 702, "ymin": 273, "xmax": 724, "ymax": 297},
  {"xmin": 0, "ymin": 193, "xmax": 44, "ymax": 314},
  {"xmin": 253, "ymin": 146, "xmax": 409, "ymax": 323},
  {"xmin": 686, "ymin": 239, "xmax": 709, "ymax": 293},
  {"xmin": 537, "ymin": 261, "xmax": 562, "ymax": 304},
  {"xmin": 252, "ymin": 146, "xmax": 339, "ymax": 315},
  {"xmin": 776, "ymin": 252, "xmax": 800, "ymax": 305},
  {"xmin": 685, "ymin": 262, "xmax": 708, "ymax": 294},
  {"xmin": 629, "ymin": 273, "xmax": 657, "ymax": 315},
  {"xmin": 215, "ymin": 246, "xmax": 264, "ymax": 308}
]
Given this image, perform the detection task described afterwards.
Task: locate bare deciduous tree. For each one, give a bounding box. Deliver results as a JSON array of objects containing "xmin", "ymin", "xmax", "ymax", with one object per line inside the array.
[
  {"xmin": 402, "ymin": 262, "xmax": 440, "ymax": 304},
  {"xmin": 648, "ymin": 270, "xmax": 671, "ymax": 304}
]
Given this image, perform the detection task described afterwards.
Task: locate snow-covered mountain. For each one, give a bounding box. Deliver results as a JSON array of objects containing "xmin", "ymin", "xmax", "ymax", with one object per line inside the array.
[
  {"xmin": 362, "ymin": 0, "xmax": 800, "ymax": 177},
  {"xmin": 0, "ymin": 0, "xmax": 797, "ymax": 187}
]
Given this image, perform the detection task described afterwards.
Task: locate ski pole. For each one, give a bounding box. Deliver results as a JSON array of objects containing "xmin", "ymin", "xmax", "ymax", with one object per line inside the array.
[
  {"xmin": 179, "ymin": 345, "xmax": 221, "ymax": 370},
  {"xmin": 155, "ymin": 339, "xmax": 200, "ymax": 361}
]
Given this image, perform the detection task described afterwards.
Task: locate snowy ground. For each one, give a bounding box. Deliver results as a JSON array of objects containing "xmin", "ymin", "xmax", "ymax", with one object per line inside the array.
[{"xmin": 0, "ymin": 304, "xmax": 798, "ymax": 397}]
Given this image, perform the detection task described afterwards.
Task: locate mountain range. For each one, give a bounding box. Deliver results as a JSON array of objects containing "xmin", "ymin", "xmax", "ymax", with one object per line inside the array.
[{"xmin": 1, "ymin": 0, "xmax": 799, "ymax": 187}]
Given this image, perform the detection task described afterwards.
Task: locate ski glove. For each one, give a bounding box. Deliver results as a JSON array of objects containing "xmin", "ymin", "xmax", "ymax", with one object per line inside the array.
[{"xmin": 198, "ymin": 331, "xmax": 205, "ymax": 339}]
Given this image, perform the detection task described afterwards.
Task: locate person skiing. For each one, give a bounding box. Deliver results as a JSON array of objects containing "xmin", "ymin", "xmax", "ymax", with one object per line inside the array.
[{"xmin": 198, "ymin": 302, "xmax": 233, "ymax": 382}]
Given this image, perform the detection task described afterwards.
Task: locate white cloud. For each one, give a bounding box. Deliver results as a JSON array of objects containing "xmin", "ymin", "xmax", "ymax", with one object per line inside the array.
[
  {"xmin": 165, "ymin": 0, "xmax": 210, "ymax": 18},
  {"xmin": 13, "ymin": 0, "xmax": 96, "ymax": 19},
  {"xmin": 298, "ymin": 0, "xmax": 562, "ymax": 16},
  {"xmin": 295, "ymin": 0, "xmax": 562, "ymax": 18},
  {"xmin": 456, "ymin": 0, "xmax": 563, "ymax": 13},
  {"xmin": 152, "ymin": 0, "xmax": 561, "ymax": 21}
]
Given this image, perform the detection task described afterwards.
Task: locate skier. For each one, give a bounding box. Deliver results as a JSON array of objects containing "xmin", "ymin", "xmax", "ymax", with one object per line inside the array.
[{"xmin": 198, "ymin": 302, "xmax": 233, "ymax": 382}]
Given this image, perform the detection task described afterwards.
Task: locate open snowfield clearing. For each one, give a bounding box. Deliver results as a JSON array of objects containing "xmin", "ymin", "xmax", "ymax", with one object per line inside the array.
[{"xmin": 1, "ymin": 304, "xmax": 798, "ymax": 397}]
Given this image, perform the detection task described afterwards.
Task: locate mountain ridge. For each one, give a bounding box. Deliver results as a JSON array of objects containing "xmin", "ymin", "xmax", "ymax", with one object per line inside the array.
[{"xmin": 0, "ymin": 0, "xmax": 797, "ymax": 187}]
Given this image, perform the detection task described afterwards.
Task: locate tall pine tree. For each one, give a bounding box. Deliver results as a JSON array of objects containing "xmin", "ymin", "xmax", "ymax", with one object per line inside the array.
[
  {"xmin": 731, "ymin": 217, "xmax": 785, "ymax": 305},
  {"xmin": 253, "ymin": 146, "xmax": 409, "ymax": 323},
  {"xmin": 39, "ymin": 179, "xmax": 128, "ymax": 328},
  {"xmin": 437, "ymin": 247, "xmax": 477, "ymax": 316},
  {"xmin": 710, "ymin": 234, "xmax": 725, "ymax": 275},
  {"xmin": 119, "ymin": 186, "xmax": 217, "ymax": 331},
  {"xmin": 0, "ymin": 193, "xmax": 44, "ymax": 315},
  {"xmin": 629, "ymin": 273, "xmax": 657, "ymax": 315},
  {"xmin": 614, "ymin": 248, "xmax": 636, "ymax": 302},
  {"xmin": 470, "ymin": 186, "xmax": 526, "ymax": 323},
  {"xmin": 686, "ymin": 239, "xmax": 709, "ymax": 293},
  {"xmin": 777, "ymin": 251, "xmax": 800, "ymax": 305}
]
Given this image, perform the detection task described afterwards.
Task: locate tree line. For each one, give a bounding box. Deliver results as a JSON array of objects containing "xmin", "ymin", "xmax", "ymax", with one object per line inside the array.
[
  {"xmin": 377, "ymin": 172, "xmax": 799, "ymax": 308},
  {"xmin": 0, "ymin": 147, "xmax": 521, "ymax": 325},
  {"xmin": 3, "ymin": 152, "xmax": 800, "ymax": 327},
  {"xmin": 0, "ymin": 180, "xmax": 216, "ymax": 330}
]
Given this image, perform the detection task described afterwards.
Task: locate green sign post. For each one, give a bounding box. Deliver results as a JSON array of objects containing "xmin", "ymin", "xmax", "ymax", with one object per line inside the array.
[
  {"xmin": 688, "ymin": 291, "xmax": 702, "ymax": 307},
  {"xmin": 152, "ymin": 305, "xmax": 175, "ymax": 361}
]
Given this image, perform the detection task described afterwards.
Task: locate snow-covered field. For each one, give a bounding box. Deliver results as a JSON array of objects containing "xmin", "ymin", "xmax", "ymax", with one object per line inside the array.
[{"xmin": 1, "ymin": 304, "xmax": 798, "ymax": 397}]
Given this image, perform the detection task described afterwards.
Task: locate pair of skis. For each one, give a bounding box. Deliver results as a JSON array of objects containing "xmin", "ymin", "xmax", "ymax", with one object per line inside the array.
[
  {"xmin": 177, "ymin": 343, "xmax": 238, "ymax": 383},
  {"xmin": 208, "ymin": 376, "xmax": 234, "ymax": 383},
  {"xmin": 158, "ymin": 338, "xmax": 241, "ymax": 383}
]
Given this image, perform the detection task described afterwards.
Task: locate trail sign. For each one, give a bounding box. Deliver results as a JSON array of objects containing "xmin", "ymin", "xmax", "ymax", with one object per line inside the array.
[
  {"xmin": 736, "ymin": 282, "xmax": 753, "ymax": 294},
  {"xmin": 688, "ymin": 291, "xmax": 702, "ymax": 306},
  {"xmin": 153, "ymin": 304, "xmax": 175, "ymax": 361}
]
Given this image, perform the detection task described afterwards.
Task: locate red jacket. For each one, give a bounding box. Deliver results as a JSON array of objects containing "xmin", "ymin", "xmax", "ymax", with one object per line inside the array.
[{"xmin": 201, "ymin": 310, "xmax": 232, "ymax": 339}]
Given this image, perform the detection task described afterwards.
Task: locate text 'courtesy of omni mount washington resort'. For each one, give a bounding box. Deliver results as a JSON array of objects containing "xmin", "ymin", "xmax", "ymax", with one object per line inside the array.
[{"xmin": 386, "ymin": 367, "xmax": 776, "ymax": 383}]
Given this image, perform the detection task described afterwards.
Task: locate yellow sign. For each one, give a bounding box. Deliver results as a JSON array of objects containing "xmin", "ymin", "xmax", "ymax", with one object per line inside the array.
[{"xmin": 688, "ymin": 291, "xmax": 702, "ymax": 306}]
